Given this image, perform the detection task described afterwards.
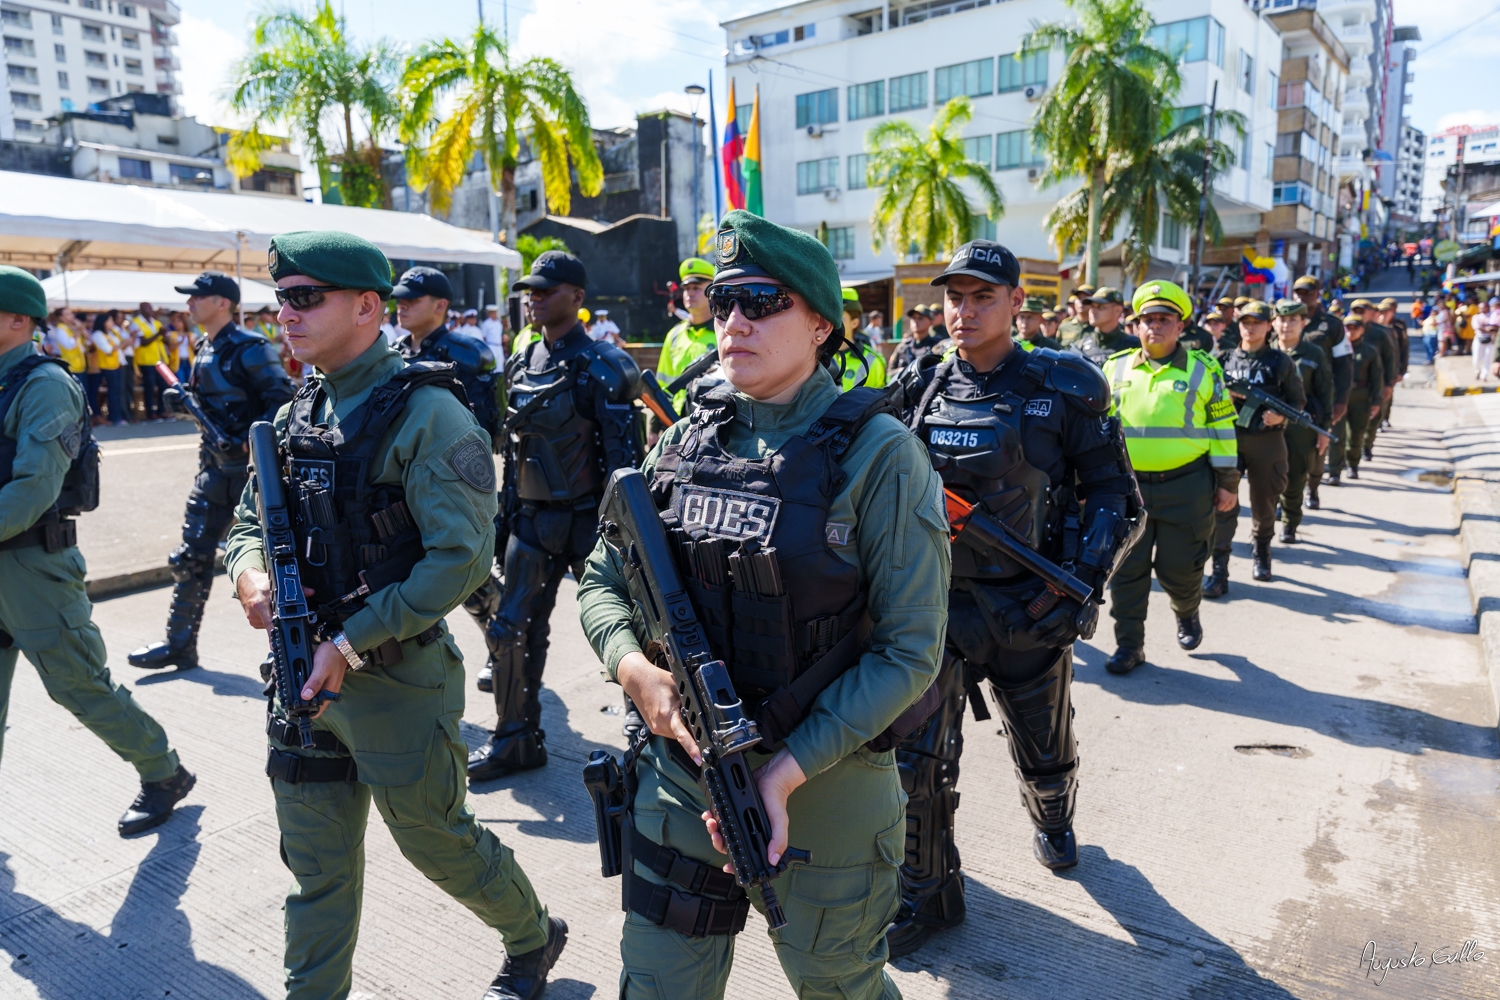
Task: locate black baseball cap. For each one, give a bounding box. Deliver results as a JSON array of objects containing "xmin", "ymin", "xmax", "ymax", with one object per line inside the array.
[
  {"xmin": 516, "ymin": 250, "xmax": 588, "ymax": 291},
  {"xmin": 931, "ymin": 240, "xmax": 1021, "ymax": 288},
  {"xmin": 174, "ymin": 270, "xmax": 240, "ymax": 304},
  {"xmin": 391, "ymin": 266, "xmax": 455, "ymax": 302}
]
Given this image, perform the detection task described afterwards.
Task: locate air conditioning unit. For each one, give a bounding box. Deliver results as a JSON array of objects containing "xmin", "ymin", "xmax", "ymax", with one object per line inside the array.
[
  {"xmin": 823, "ymin": 186, "xmax": 840, "ymax": 201},
  {"xmin": 806, "ymin": 123, "xmax": 838, "ymax": 137},
  {"xmin": 1027, "ymin": 167, "xmax": 1040, "ymax": 181},
  {"xmin": 1024, "ymin": 85, "xmax": 1043, "ymax": 101}
]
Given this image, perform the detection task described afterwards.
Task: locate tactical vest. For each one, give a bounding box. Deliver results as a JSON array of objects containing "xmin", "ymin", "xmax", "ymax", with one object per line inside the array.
[
  {"xmin": 912, "ymin": 357, "xmax": 1056, "ymax": 580},
  {"xmin": 507, "ymin": 348, "xmax": 606, "ymax": 502},
  {"xmin": 192, "ymin": 329, "xmax": 266, "ymax": 446},
  {"xmin": 282, "ymin": 362, "xmax": 467, "ymax": 621},
  {"xmin": 0, "ymin": 356, "xmax": 101, "ymax": 527},
  {"xmin": 406, "ymin": 327, "xmax": 500, "ymax": 439},
  {"xmin": 648, "ymin": 386, "xmax": 893, "ymax": 743}
]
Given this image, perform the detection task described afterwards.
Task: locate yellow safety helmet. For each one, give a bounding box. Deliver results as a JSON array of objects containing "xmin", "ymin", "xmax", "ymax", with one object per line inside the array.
[
  {"xmin": 578, "ymin": 307, "xmax": 592, "ymax": 323},
  {"xmin": 1131, "ymin": 280, "xmax": 1192, "ymax": 320}
]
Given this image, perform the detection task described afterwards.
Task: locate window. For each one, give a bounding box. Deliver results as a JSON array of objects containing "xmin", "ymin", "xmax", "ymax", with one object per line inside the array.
[
  {"xmin": 796, "ymin": 157, "xmax": 838, "ymax": 194},
  {"xmin": 123, "ymin": 57, "xmax": 141, "ymax": 75},
  {"xmin": 1266, "ymin": 71, "xmax": 1278, "ymax": 109},
  {"xmin": 736, "ymin": 102, "xmax": 753, "ymax": 127},
  {"xmin": 9, "ymin": 90, "xmax": 39, "ymax": 109},
  {"xmin": 900, "ymin": 0, "xmax": 995, "ymax": 24},
  {"xmin": 1, "ymin": 8, "xmax": 31, "ymax": 29},
  {"xmin": 888, "ymin": 71, "xmax": 927, "ymax": 112},
  {"xmin": 1239, "ymin": 129, "xmax": 1251, "ymax": 169},
  {"xmin": 751, "ymin": 28, "xmax": 789, "ymax": 48},
  {"xmin": 974, "ymin": 215, "xmax": 997, "ymax": 241},
  {"xmin": 84, "ymin": 49, "xmax": 105, "ymax": 67},
  {"xmin": 1146, "ymin": 17, "xmax": 1224, "ymax": 67},
  {"xmin": 793, "ymin": 23, "xmax": 814, "ymax": 41},
  {"xmin": 1239, "ymin": 51, "xmax": 1254, "ymax": 95},
  {"xmin": 795, "ymin": 88, "xmax": 837, "ymax": 128},
  {"xmin": 1161, "ymin": 211, "xmax": 1182, "ymax": 250},
  {"xmin": 848, "ymin": 152, "xmax": 871, "ymax": 190},
  {"xmin": 1264, "ymin": 142, "xmax": 1274, "ymax": 178},
  {"xmin": 170, "ymin": 163, "xmax": 213, "ymax": 186},
  {"xmin": 121, "ymin": 32, "xmax": 139, "ymax": 49},
  {"xmin": 995, "ymin": 129, "xmax": 1043, "ymax": 169},
  {"xmin": 120, "ymin": 3, "xmax": 136, "ymax": 15},
  {"xmin": 4, "ymin": 36, "xmax": 35, "ymax": 57},
  {"xmin": 117, "ymin": 156, "xmax": 152, "ymax": 180},
  {"xmin": 1168, "ymin": 105, "xmax": 1204, "ymax": 132},
  {"xmin": 56, "ymin": 69, "xmax": 67, "ymax": 87},
  {"xmin": 51, "ymin": 13, "xmax": 61, "ymax": 34},
  {"xmin": 86, "ymin": 75, "xmax": 107, "ymax": 94},
  {"xmin": 848, "ymin": 80, "xmax": 883, "ymax": 121},
  {"xmin": 963, "ymin": 134, "xmax": 992, "ymax": 169},
  {"xmin": 935, "ymin": 58, "xmax": 992, "ymax": 103},
  {"xmin": 242, "ymin": 169, "xmax": 299, "ymax": 196},
  {"xmin": 7, "ymin": 64, "xmax": 36, "ymax": 84},
  {"xmin": 53, "ymin": 43, "xmax": 64, "ymax": 60},
  {"xmin": 80, "ymin": 0, "xmax": 101, "ymax": 8},
  {"xmin": 81, "ymin": 24, "xmax": 103, "ymax": 41},
  {"xmin": 1272, "ymin": 181, "xmax": 1313, "ymax": 207},
  {"xmin": 997, "ymin": 49, "xmax": 1047, "ymax": 93},
  {"xmin": 827, "ymin": 226, "xmax": 855, "ymax": 260}
]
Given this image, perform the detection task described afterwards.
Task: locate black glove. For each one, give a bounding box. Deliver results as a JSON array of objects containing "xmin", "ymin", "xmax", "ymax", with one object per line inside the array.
[{"xmin": 1026, "ymin": 597, "xmax": 1099, "ymax": 646}]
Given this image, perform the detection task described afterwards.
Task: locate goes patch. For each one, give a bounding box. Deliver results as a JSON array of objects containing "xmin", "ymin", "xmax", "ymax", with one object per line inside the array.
[
  {"xmin": 449, "ymin": 438, "xmax": 497, "ymax": 492},
  {"xmin": 674, "ymin": 485, "xmax": 779, "ymax": 544}
]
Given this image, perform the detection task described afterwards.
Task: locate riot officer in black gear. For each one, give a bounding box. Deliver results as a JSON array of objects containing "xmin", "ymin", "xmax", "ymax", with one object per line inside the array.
[
  {"xmin": 128, "ymin": 272, "xmax": 295, "ymax": 671},
  {"xmin": 888, "ymin": 241, "xmax": 1140, "ymax": 957},
  {"xmin": 467, "ymin": 251, "xmax": 645, "ymax": 781},
  {"xmin": 390, "ymin": 266, "xmax": 506, "ymax": 687}
]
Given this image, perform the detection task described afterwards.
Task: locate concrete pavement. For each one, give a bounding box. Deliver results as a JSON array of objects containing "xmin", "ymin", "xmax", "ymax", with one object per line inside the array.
[{"xmin": 1, "ymin": 379, "xmax": 1497, "ymax": 998}]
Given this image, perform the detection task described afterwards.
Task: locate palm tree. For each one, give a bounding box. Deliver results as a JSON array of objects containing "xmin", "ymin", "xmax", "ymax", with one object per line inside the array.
[
  {"xmin": 401, "ymin": 25, "xmax": 602, "ymax": 249},
  {"xmin": 515, "ymin": 234, "xmax": 571, "ymax": 273},
  {"xmin": 1028, "ymin": 0, "xmax": 1181, "ymax": 285},
  {"xmin": 1044, "ymin": 107, "xmax": 1245, "ymax": 282},
  {"xmin": 226, "ymin": 1, "xmax": 400, "ymax": 208},
  {"xmin": 866, "ymin": 97, "xmax": 1003, "ymax": 262}
]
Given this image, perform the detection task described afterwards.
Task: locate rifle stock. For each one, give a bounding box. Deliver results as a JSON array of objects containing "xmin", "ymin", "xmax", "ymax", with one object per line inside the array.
[
  {"xmin": 944, "ymin": 489, "xmax": 1094, "ymax": 617},
  {"xmin": 638, "ymin": 370, "xmax": 680, "ymax": 426}
]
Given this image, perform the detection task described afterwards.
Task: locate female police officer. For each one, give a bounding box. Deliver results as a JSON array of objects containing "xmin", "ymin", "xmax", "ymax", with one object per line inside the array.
[{"xmin": 577, "ymin": 210, "xmax": 949, "ymax": 999}]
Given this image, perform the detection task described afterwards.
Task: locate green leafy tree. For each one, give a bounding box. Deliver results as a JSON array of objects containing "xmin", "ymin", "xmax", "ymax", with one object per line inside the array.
[
  {"xmin": 1028, "ymin": 0, "xmax": 1180, "ymax": 285},
  {"xmin": 401, "ymin": 24, "xmax": 602, "ymax": 248},
  {"xmin": 226, "ymin": 1, "xmax": 400, "ymax": 208},
  {"xmin": 866, "ymin": 97, "xmax": 1003, "ymax": 262},
  {"xmin": 515, "ymin": 234, "xmax": 571, "ymax": 273}
]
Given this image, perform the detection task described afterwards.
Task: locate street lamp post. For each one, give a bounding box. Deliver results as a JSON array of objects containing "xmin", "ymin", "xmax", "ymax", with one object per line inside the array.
[{"xmin": 685, "ymin": 84, "xmax": 706, "ymax": 252}]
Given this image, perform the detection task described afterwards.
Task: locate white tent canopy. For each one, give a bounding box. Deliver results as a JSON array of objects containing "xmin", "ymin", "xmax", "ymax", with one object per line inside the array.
[
  {"xmin": 0, "ymin": 170, "xmax": 520, "ymax": 277},
  {"xmin": 39, "ymin": 269, "xmax": 282, "ymax": 311}
]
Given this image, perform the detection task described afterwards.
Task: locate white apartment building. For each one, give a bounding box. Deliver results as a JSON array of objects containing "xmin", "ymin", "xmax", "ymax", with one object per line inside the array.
[
  {"xmin": 1, "ymin": 0, "xmax": 180, "ymax": 141},
  {"xmin": 1388, "ymin": 121, "xmax": 1422, "ymax": 224},
  {"xmin": 1374, "ymin": 23, "xmax": 1415, "ymax": 215},
  {"xmin": 1421, "ymin": 126, "xmax": 1500, "ymax": 224},
  {"xmin": 721, "ymin": 0, "xmax": 1281, "ymax": 286}
]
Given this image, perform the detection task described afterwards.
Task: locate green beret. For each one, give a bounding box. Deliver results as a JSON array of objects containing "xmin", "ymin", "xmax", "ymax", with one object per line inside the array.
[
  {"xmin": 712, "ymin": 210, "xmax": 843, "ymax": 338},
  {"xmin": 0, "ymin": 265, "xmax": 47, "ymax": 321},
  {"xmin": 1274, "ymin": 298, "xmax": 1306, "ymax": 317},
  {"xmin": 268, "ymin": 230, "xmax": 393, "ymax": 297}
]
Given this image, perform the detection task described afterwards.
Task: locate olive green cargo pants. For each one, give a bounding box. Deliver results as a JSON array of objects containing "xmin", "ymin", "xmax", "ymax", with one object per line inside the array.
[
  {"xmin": 1214, "ymin": 430, "xmax": 1288, "ymax": 550},
  {"xmin": 620, "ymin": 737, "xmax": 905, "ymax": 1000},
  {"xmin": 268, "ymin": 630, "xmax": 550, "ymax": 1000},
  {"xmin": 1110, "ymin": 464, "xmax": 1217, "ymax": 649},
  {"xmin": 0, "ymin": 546, "xmax": 178, "ymax": 783},
  {"xmin": 1345, "ymin": 389, "xmax": 1375, "ymax": 471},
  {"xmin": 1281, "ymin": 426, "xmax": 1320, "ymax": 533}
]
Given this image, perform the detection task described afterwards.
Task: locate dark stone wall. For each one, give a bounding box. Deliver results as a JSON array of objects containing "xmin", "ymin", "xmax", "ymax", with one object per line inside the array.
[{"xmin": 524, "ymin": 214, "xmax": 681, "ymax": 342}]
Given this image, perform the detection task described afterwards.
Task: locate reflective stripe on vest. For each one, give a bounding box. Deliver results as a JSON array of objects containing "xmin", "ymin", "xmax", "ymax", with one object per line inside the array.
[{"xmin": 1109, "ymin": 351, "xmax": 1237, "ymax": 472}]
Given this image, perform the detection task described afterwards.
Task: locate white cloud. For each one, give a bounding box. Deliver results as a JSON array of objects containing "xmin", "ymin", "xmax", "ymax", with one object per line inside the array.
[
  {"xmin": 1435, "ymin": 109, "xmax": 1500, "ymax": 133},
  {"xmin": 175, "ymin": 12, "xmax": 248, "ymax": 127}
]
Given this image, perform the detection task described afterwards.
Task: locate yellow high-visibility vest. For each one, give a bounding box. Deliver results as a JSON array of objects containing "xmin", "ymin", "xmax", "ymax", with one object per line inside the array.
[
  {"xmin": 54, "ymin": 329, "xmax": 86, "ymax": 373},
  {"xmin": 1106, "ymin": 346, "xmax": 1238, "ymax": 472},
  {"xmin": 93, "ymin": 330, "xmax": 122, "ymax": 370},
  {"xmin": 131, "ymin": 316, "xmax": 168, "ymax": 366}
]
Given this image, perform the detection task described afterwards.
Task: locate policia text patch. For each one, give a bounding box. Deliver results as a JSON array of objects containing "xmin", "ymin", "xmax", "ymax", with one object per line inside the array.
[{"xmin": 674, "ymin": 485, "xmax": 780, "ymax": 544}]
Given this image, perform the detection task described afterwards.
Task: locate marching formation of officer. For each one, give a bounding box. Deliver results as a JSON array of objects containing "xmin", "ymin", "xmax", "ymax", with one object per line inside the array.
[
  {"xmin": 1068, "ymin": 286, "xmax": 1141, "ymax": 366},
  {"xmin": 1272, "ymin": 299, "xmax": 1334, "ymax": 544},
  {"xmin": 467, "ymin": 250, "xmax": 645, "ymax": 782}
]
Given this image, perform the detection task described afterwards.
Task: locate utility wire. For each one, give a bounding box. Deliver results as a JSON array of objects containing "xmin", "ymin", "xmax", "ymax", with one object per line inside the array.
[{"xmin": 1418, "ymin": 4, "xmax": 1500, "ymax": 56}]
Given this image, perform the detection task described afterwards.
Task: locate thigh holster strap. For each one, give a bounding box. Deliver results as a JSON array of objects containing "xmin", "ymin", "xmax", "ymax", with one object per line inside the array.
[
  {"xmin": 629, "ymin": 825, "xmax": 740, "ymax": 897},
  {"xmin": 625, "ymin": 869, "xmax": 749, "ymax": 937},
  {"xmin": 265, "ymin": 716, "xmax": 349, "ymax": 754},
  {"xmin": 266, "ymin": 747, "xmax": 358, "ymax": 784}
]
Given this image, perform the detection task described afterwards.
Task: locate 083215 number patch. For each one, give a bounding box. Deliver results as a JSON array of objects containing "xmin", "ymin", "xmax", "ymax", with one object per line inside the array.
[
  {"xmin": 929, "ymin": 428, "xmax": 981, "ymax": 449},
  {"xmin": 675, "ymin": 485, "xmax": 780, "ymax": 544}
]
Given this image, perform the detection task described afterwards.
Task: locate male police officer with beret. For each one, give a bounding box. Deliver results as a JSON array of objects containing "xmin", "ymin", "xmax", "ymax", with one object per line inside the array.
[
  {"xmin": 0, "ymin": 266, "xmax": 194, "ymax": 836},
  {"xmin": 1070, "ymin": 287, "xmax": 1141, "ymax": 366},
  {"xmin": 129, "ymin": 270, "xmax": 296, "ymax": 671},
  {"xmin": 1293, "ymin": 275, "xmax": 1351, "ymax": 494},
  {"xmin": 226, "ymin": 232, "xmax": 564, "ymax": 999},
  {"xmin": 889, "ymin": 240, "xmax": 1140, "ymax": 953},
  {"xmin": 468, "ymin": 250, "xmax": 644, "ymax": 781}
]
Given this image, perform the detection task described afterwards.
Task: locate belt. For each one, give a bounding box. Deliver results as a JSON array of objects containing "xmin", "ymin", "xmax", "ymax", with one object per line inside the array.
[
  {"xmin": 265, "ymin": 746, "xmax": 358, "ymax": 784},
  {"xmin": 0, "ymin": 518, "xmax": 76, "ymax": 553},
  {"xmin": 1133, "ymin": 454, "xmax": 1210, "ymax": 484},
  {"xmin": 266, "ymin": 714, "xmax": 349, "ymax": 753},
  {"xmin": 360, "ymin": 623, "xmax": 444, "ymax": 669}
]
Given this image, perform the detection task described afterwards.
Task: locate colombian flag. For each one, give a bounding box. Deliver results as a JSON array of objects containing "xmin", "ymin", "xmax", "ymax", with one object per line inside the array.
[
  {"xmin": 722, "ymin": 78, "xmax": 745, "ymax": 211},
  {"xmin": 1242, "ymin": 249, "xmax": 1275, "ymax": 284},
  {"xmin": 743, "ymin": 86, "xmax": 763, "ymax": 217}
]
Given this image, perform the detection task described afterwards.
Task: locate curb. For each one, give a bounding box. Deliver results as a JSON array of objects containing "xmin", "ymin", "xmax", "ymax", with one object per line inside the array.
[
  {"xmin": 86, "ymin": 555, "xmax": 224, "ymax": 601},
  {"xmin": 1437, "ymin": 377, "xmax": 1500, "ymax": 397},
  {"xmin": 1454, "ymin": 472, "xmax": 1500, "ymax": 727}
]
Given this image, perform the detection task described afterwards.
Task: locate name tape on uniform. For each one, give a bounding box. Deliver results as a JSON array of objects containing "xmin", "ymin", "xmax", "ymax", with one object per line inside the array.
[
  {"xmin": 291, "ymin": 458, "xmax": 335, "ymax": 491},
  {"xmin": 929, "ymin": 428, "xmax": 982, "ymax": 449},
  {"xmin": 675, "ymin": 485, "xmax": 780, "ymax": 544}
]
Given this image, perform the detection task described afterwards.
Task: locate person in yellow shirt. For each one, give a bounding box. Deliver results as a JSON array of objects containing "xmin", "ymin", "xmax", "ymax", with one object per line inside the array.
[
  {"xmin": 90, "ymin": 311, "xmax": 128, "ymax": 425},
  {"xmin": 129, "ymin": 301, "xmax": 169, "ymax": 421}
]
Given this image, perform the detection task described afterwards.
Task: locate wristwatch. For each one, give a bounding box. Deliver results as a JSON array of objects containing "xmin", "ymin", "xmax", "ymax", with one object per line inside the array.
[{"xmin": 329, "ymin": 631, "xmax": 366, "ymax": 672}]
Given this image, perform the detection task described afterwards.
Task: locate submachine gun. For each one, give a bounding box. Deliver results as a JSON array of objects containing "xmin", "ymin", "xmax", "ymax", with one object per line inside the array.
[
  {"xmin": 1225, "ymin": 376, "xmax": 1338, "ymax": 442},
  {"xmin": 248, "ymin": 420, "xmax": 336, "ymax": 748},
  {"xmin": 586, "ymin": 467, "xmax": 809, "ymax": 929}
]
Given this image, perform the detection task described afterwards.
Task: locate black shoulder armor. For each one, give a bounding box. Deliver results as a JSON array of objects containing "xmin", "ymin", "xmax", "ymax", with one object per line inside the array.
[
  {"xmin": 586, "ymin": 341, "xmax": 643, "ymax": 403},
  {"xmin": 1020, "ymin": 347, "xmax": 1112, "ymax": 415},
  {"xmin": 436, "ymin": 329, "xmax": 498, "ymax": 377}
]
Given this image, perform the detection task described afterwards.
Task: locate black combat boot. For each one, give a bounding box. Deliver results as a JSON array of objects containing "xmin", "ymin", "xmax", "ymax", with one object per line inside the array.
[
  {"xmin": 1362, "ymin": 445, "xmax": 1373, "ymax": 462},
  {"xmin": 1176, "ymin": 612, "xmax": 1203, "ymax": 650},
  {"xmin": 1281, "ymin": 526, "xmax": 1298, "ymax": 544},
  {"xmin": 484, "ymin": 917, "xmax": 568, "ymax": 1000},
  {"xmin": 128, "ymin": 578, "xmax": 207, "ymax": 670},
  {"xmin": 1306, "ymin": 486, "xmax": 1320, "ymax": 510},
  {"xmin": 467, "ymin": 727, "xmax": 547, "ymax": 781},
  {"xmin": 1252, "ymin": 538, "xmax": 1273, "ymax": 581},
  {"xmin": 621, "ymin": 694, "xmax": 645, "ymax": 740},
  {"xmin": 886, "ymin": 877, "xmax": 967, "ymax": 958},
  {"xmin": 1347, "ymin": 465, "xmax": 1359, "ymax": 480},
  {"xmin": 1105, "ymin": 647, "xmax": 1145, "ymax": 674},
  {"xmin": 1202, "ymin": 551, "xmax": 1230, "ymax": 599},
  {"xmin": 476, "ymin": 661, "xmax": 494, "ymax": 693},
  {"xmin": 118, "ymin": 765, "xmax": 196, "ymax": 836},
  {"xmin": 1324, "ymin": 471, "xmax": 1342, "ymax": 487}
]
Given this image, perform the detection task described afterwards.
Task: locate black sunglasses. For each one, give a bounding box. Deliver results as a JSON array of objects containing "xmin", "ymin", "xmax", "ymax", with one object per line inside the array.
[
  {"xmin": 275, "ymin": 284, "xmax": 351, "ymax": 311},
  {"xmin": 706, "ymin": 283, "xmax": 795, "ymax": 322}
]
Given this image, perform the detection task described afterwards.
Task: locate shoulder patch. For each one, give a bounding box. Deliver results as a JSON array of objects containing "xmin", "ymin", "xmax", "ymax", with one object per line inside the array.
[
  {"xmin": 1023, "ymin": 398, "xmax": 1052, "ymax": 417},
  {"xmin": 59, "ymin": 421, "xmax": 82, "ymax": 459},
  {"xmin": 449, "ymin": 437, "xmax": 497, "ymax": 492}
]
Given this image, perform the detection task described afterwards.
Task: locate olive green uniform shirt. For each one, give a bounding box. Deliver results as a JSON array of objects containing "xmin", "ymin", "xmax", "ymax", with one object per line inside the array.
[
  {"xmin": 0, "ymin": 341, "xmax": 83, "ymax": 542},
  {"xmin": 225, "ymin": 336, "xmax": 498, "ymax": 654},
  {"xmin": 577, "ymin": 366, "xmax": 950, "ymax": 781}
]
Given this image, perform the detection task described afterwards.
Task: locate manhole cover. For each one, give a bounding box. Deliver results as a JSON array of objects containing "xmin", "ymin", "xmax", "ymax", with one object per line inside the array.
[
  {"xmin": 1234, "ymin": 744, "xmax": 1312, "ymax": 758},
  {"xmin": 1399, "ymin": 467, "xmax": 1455, "ymax": 491}
]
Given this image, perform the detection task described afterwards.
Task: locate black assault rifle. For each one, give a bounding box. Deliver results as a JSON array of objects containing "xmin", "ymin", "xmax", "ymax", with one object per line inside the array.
[
  {"xmin": 1225, "ymin": 376, "xmax": 1338, "ymax": 442},
  {"xmin": 249, "ymin": 421, "xmax": 332, "ymax": 748},
  {"xmin": 593, "ymin": 467, "xmax": 809, "ymax": 929},
  {"xmin": 156, "ymin": 362, "xmax": 234, "ymax": 452}
]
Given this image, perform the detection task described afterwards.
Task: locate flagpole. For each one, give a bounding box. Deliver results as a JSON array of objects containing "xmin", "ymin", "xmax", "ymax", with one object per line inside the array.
[{"xmin": 709, "ymin": 70, "xmax": 722, "ymax": 227}]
